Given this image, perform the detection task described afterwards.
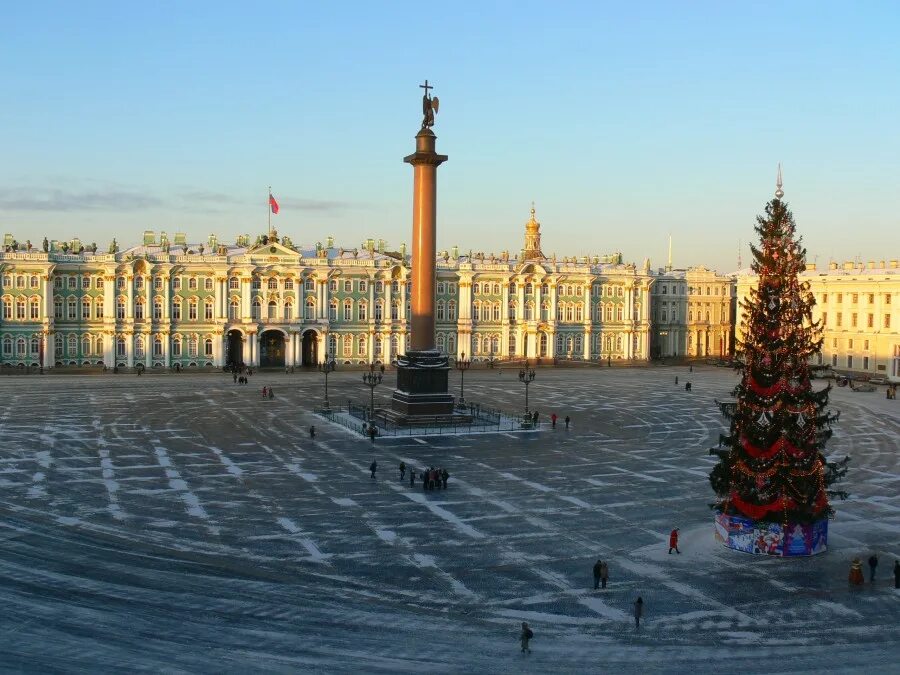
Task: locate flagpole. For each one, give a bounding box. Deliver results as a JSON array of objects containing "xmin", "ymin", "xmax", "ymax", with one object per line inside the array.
[{"xmin": 267, "ymin": 185, "xmax": 271, "ymax": 237}]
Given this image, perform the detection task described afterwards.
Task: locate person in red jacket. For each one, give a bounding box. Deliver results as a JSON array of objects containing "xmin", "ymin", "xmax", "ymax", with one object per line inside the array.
[{"xmin": 669, "ymin": 527, "xmax": 681, "ymax": 554}]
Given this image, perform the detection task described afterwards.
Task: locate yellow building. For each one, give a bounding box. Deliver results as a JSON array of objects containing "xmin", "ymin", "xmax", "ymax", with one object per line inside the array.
[{"xmin": 735, "ymin": 259, "xmax": 900, "ymax": 381}]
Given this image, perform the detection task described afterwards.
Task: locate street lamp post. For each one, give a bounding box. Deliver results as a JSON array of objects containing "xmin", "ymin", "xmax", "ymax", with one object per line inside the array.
[
  {"xmin": 318, "ymin": 354, "xmax": 336, "ymax": 410},
  {"xmin": 456, "ymin": 351, "xmax": 471, "ymax": 405},
  {"xmin": 362, "ymin": 363, "xmax": 383, "ymax": 422},
  {"xmin": 518, "ymin": 361, "xmax": 536, "ymax": 414}
]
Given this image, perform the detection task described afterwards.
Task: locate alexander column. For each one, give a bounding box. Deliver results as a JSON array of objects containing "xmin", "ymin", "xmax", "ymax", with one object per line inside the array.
[{"xmin": 391, "ymin": 81, "xmax": 456, "ymax": 418}]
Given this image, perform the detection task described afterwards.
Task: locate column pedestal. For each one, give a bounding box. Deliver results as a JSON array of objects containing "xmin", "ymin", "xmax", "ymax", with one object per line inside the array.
[{"xmin": 391, "ymin": 349, "xmax": 455, "ymax": 416}]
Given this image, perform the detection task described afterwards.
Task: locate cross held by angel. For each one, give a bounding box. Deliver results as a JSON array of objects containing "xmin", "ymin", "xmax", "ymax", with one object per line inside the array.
[{"xmin": 420, "ymin": 80, "xmax": 439, "ymax": 129}]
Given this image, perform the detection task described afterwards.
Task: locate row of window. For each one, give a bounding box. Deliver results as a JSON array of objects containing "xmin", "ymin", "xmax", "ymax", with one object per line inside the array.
[
  {"xmin": 820, "ymin": 312, "xmax": 891, "ymax": 329},
  {"xmin": 821, "ymin": 292, "xmax": 892, "ymax": 305},
  {"xmin": 2, "ymin": 275, "xmax": 43, "ymax": 289}
]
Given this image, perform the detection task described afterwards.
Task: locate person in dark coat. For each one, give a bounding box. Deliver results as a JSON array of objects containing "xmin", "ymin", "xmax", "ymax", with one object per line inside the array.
[
  {"xmin": 893, "ymin": 560, "xmax": 900, "ymax": 589},
  {"xmin": 565, "ymin": 415, "xmax": 570, "ymax": 429},
  {"xmin": 592, "ymin": 559, "xmax": 603, "ymax": 590},
  {"xmin": 520, "ymin": 622, "xmax": 533, "ymax": 653},
  {"xmin": 309, "ymin": 425, "xmax": 316, "ymax": 439},
  {"xmin": 868, "ymin": 554, "xmax": 878, "ymax": 582},
  {"xmin": 370, "ymin": 460, "xmax": 377, "ymax": 479},
  {"xmin": 551, "ymin": 413, "xmax": 557, "ymax": 428},
  {"xmin": 599, "ymin": 561, "xmax": 609, "ymax": 589},
  {"xmin": 409, "ymin": 468, "xmax": 416, "ymax": 487},
  {"xmin": 669, "ymin": 527, "xmax": 680, "ymax": 554},
  {"xmin": 633, "ymin": 596, "xmax": 644, "ymax": 628},
  {"xmin": 440, "ymin": 468, "xmax": 449, "ymax": 489},
  {"xmin": 399, "ymin": 462, "xmax": 406, "ymax": 480}
]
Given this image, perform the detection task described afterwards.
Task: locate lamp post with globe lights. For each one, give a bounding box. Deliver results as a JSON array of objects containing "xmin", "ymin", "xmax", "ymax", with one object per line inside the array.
[
  {"xmin": 519, "ymin": 361, "xmax": 536, "ymax": 414},
  {"xmin": 456, "ymin": 352, "xmax": 471, "ymax": 405},
  {"xmin": 318, "ymin": 354, "xmax": 336, "ymax": 410},
  {"xmin": 362, "ymin": 363, "xmax": 383, "ymax": 422}
]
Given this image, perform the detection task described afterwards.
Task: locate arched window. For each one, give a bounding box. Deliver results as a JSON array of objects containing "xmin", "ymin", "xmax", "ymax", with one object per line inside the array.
[
  {"xmin": 16, "ymin": 337, "xmax": 26, "ymax": 356},
  {"xmin": 541, "ymin": 284, "xmax": 549, "ymax": 295},
  {"xmin": 67, "ymin": 335, "xmax": 77, "ymax": 355},
  {"xmin": 134, "ymin": 297, "xmax": 144, "ymax": 320},
  {"xmin": 343, "ymin": 300, "xmax": 353, "ymax": 321},
  {"xmin": 284, "ymin": 278, "xmax": 294, "ymax": 290},
  {"xmin": 16, "ymin": 298, "xmax": 26, "ymax": 319},
  {"xmin": 188, "ymin": 298, "xmax": 198, "ymax": 321},
  {"xmin": 30, "ymin": 275, "xmax": 39, "ymax": 289},
  {"xmin": 494, "ymin": 284, "xmax": 501, "ymax": 295},
  {"xmin": 328, "ymin": 299, "xmax": 338, "ymax": 321},
  {"xmin": 492, "ymin": 303, "xmax": 500, "ymax": 321},
  {"xmin": 616, "ymin": 335, "xmax": 623, "ymax": 352},
  {"xmin": 374, "ymin": 300, "xmax": 384, "ymax": 321},
  {"xmin": 154, "ymin": 298, "xmax": 163, "ymax": 320},
  {"xmin": 574, "ymin": 335, "xmax": 582, "ymax": 353},
  {"xmin": 116, "ymin": 337, "xmax": 126, "ymax": 357},
  {"xmin": 616, "ymin": 306, "xmax": 624, "ymax": 321},
  {"xmin": 566, "ymin": 304, "xmax": 574, "ymax": 322},
  {"xmin": 135, "ymin": 276, "xmax": 145, "ymax": 290},
  {"xmin": 390, "ymin": 302, "xmax": 399, "ymax": 320},
  {"xmin": 342, "ymin": 334, "xmax": 352, "ymax": 356},
  {"xmin": 229, "ymin": 276, "xmax": 240, "ymax": 290},
  {"xmin": 541, "ymin": 301, "xmax": 550, "ymax": 321},
  {"xmin": 448, "ymin": 334, "xmax": 456, "ymax": 354},
  {"xmin": 268, "ymin": 278, "xmax": 278, "ymax": 290},
  {"xmin": 491, "ymin": 335, "xmax": 500, "ymax": 353},
  {"xmin": 284, "ymin": 301, "xmax": 293, "ymax": 321},
  {"xmin": 81, "ymin": 335, "xmax": 91, "ymax": 356},
  {"xmin": 605, "ymin": 306, "xmax": 613, "ymax": 321},
  {"xmin": 575, "ymin": 305, "xmax": 583, "ymax": 322},
  {"xmin": 171, "ymin": 337, "xmax": 182, "ymax": 357},
  {"xmin": 229, "ymin": 298, "xmax": 240, "ymax": 320},
  {"xmin": 557, "ymin": 304, "xmax": 564, "ymax": 321},
  {"xmin": 436, "ymin": 300, "xmax": 445, "ymax": 321},
  {"xmin": 205, "ymin": 299, "xmax": 214, "ymax": 320},
  {"xmin": 67, "ymin": 297, "xmax": 77, "ymax": 320},
  {"xmin": 508, "ymin": 302, "xmax": 517, "ymax": 320},
  {"xmin": 268, "ymin": 300, "xmax": 278, "ymax": 320},
  {"xmin": 188, "ymin": 335, "xmax": 198, "ymax": 357},
  {"xmin": 508, "ymin": 333, "xmax": 516, "ymax": 355},
  {"xmin": 358, "ymin": 302, "xmax": 367, "ymax": 321},
  {"xmin": 556, "ymin": 333, "xmax": 565, "ymax": 353},
  {"xmin": 252, "ymin": 299, "xmax": 261, "ymax": 320},
  {"xmin": 204, "ymin": 338, "xmax": 213, "ymax": 356},
  {"xmin": 153, "ymin": 335, "xmax": 163, "ymax": 357},
  {"xmin": 390, "ymin": 335, "xmax": 399, "ymax": 357},
  {"xmin": 524, "ymin": 302, "xmax": 534, "ymax": 321},
  {"xmin": 30, "ymin": 336, "xmax": 39, "ymax": 354},
  {"xmin": 171, "ymin": 299, "xmax": 181, "ymax": 320},
  {"xmin": 448, "ymin": 301, "xmax": 457, "ymax": 321},
  {"xmin": 3, "ymin": 336, "xmax": 16, "ymax": 356},
  {"xmin": 134, "ymin": 336, "xmax": 144, "ymax": 358},
  {"xmin": 328, "ymin": 334, "xmax": 338, "ymax": 356},
  {"xmin": 525, "ymin": 283, "xmax": 532, "ymax": 294},
  {"xmin": 473, "ymin": 283, "xmax": 480, "ymax": 294},
  {"xmin": 357, "ymin": 336, "xmax": 366, "ymax": 355},
  {"xmin": 204, "ymin": 278, "xmax": 213, "ymax": 291},
  {"xmin": 305, "ymin": 278, "xmax": 314, "ymax": 292},
  {"xmin": 53, "ymin": 297, "xmax": 62, "ymax": 319},
  {"xmin": 306, "ymin": 297, "xmax": 316, "ymax": 320},
  {"xmin": 188, "ymin": 277, "xmax": 198, "ymax": 291},
  {"xmin": 374, "ymin": 336, "xmax": 383, "ymax": 357}
]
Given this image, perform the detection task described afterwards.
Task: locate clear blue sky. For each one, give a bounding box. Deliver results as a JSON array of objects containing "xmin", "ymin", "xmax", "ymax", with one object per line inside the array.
[{"xmin": 2, "ymin": 1, "xmax": 898, "ymax": 271}]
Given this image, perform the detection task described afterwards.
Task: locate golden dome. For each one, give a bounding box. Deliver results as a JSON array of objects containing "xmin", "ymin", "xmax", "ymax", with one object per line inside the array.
[{"xmin": 525, "ymin": 205, "xmax": 540, "ymax": 232}]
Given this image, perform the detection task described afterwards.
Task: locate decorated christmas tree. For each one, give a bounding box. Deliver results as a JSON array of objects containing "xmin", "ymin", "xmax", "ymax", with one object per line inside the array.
[{"xmin": 710, "ymin": 169, "xmax": 849, "ymax": 544}]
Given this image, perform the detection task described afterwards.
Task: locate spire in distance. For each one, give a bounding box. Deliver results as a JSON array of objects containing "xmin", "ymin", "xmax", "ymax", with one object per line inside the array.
[{"xmin": 775, "ymin": 163, "xmax": 784, "ymax": 200}]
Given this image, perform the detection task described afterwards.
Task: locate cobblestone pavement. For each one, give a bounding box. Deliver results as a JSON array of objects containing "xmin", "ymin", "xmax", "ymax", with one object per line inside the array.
[{"xmin": 1, "ymin": 366, "xmax": 898, "ymax": 673}]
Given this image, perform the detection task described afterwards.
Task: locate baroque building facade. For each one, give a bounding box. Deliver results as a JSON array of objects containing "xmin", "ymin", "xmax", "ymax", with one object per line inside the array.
[
  {"xmin": 1, "ymin": 211, "xmax": 757, "ymax": 371},
  {"xmin": 736, "ymin": 259, "xmax": 900, "ymax": 380}
]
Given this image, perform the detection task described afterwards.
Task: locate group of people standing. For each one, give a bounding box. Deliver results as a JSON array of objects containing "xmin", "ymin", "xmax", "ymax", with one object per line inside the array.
[
  {"xmin": 261, "ymin": 386, "xmax": 275, "ymax": 400},
  {"xmin": 398, "ymin": 462, "xmax": 449, "ymax": 490},
  {"xmin": 231, "ymin": 365, "xmax": 252, "ymax": 385},
  {"xmin": 849, "ymin": 553, "xmax": 900, "ymax": 588}
]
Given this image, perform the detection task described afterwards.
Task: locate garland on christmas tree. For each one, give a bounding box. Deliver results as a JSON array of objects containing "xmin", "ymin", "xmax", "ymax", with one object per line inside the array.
[{"xmin": 709, "ymin": 174, "xmax": 849, "ymax": 524}]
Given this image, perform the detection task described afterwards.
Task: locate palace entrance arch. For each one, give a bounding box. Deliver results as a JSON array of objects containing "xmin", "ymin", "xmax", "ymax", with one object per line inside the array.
[
  {"xmin": 301, "ymin": 329, "xmax": 319, "ymax": 366},
  {"xmin": 259, "ymin": 330, "xmax": 286, "ymax": 368},
  {"xmin": 226, "ymin": 330, "xmax": 244, "ymax": 369}
]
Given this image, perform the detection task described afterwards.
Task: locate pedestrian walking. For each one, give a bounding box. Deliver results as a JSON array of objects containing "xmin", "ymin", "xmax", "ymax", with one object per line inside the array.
[
  {"xmin": 370, "ymin": 459, "xmax": 377, "ymax": 479},
  {"xmin": 262, "ymin": 386, "xmax": 267, "ymax": 398},
  {"xmin": 849, "ymin": 558, "xmax": 864, "ymax": 586},
  {"xmin": 268, "ymin": 387, "xmax": 274, "ymax": 400},
  {"xmin": 399, "ymin": 462, "xmax": 406, "ymax": 481},
  {"xmin": 551, "ymin": 413, "xmax": 557, "ymax": 428},
  {"xmin": 633, "ymin": 597, "xmax": 644, "ymax": 628},
  {"xmin": 309, "ymin": 425, "xmax": 316, "ymax": 439},
  {"xmin": 868, "ymin": 553, "xmax": 878, "ymax": 582},
  {"xmin": 893, "ymin": 560, "xmax": 900, "ymax": 589},
  {"xmin": 600, "ymin": 560, "xmax": 608, "ymax": 589},
  {"xmin": 592, "ymin": 559, "xmax": 603, "ymax": 590},
  {"xmin": 519, "ymin": 622, "xmax": 533, "ymax": 654},
  {"xmin": 441, "ymin": 468, "xmax": 449, "ymax": 489},
  {"xmin": 669, "ymin": 527, "xmax": 681, "ymax": 554},
  {"xmin": 233, "ymin": 373, "xmax": 238, "ymax": 384},
  {"xmin": 409, "ymin": 468, "xmax": 416, "ymax": 487},
  {"xmin": 369, "ymin": 425, "xmax": 377, "ymax": 442},
  {"xmin": 565, "ymin": 415, "xmax": 570, "ymax": 429},
  {"xmin": 532, "ymin": 410, "xmax": 539, "ymax": 425}
]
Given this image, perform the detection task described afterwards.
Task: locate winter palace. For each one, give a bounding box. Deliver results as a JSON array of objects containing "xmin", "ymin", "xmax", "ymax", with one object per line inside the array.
[{"xmin": 1, "ymin": 210, "xmax": 897, "ymax": 380}]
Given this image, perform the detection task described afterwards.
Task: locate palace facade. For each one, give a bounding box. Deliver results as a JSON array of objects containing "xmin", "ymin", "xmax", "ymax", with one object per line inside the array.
[{"xmin": 0, "ymin": 211, "xmax": 672, "ymax": 369}]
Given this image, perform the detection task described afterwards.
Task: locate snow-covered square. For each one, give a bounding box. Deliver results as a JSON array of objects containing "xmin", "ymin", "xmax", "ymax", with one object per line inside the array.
[{"xmin": 1, "ymin": 366, "xmax": 898, "ymax": 673}]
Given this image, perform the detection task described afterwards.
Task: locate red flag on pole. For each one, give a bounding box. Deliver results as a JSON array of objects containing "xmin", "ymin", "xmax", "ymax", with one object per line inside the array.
[{"xmin": 269, "ymin": 193, "xmax": 280, "ymax": 214}]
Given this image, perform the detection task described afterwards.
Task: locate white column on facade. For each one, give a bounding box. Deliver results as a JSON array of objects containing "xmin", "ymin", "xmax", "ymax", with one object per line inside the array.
[
  {"xmin": 384, "ymin": 280, "xmax": 392, "ymax": 322},
  {"xmin": 550, "ymin": 284, "xmax": 558, "ymax": 326},
  {"xmin": 215, "ymin": 278, "xmax": 223, "ymax": 320},
  {"xmin": 126, "ymin": 334, "xmax": 134, "ymax": 367},
  {"xmin": 162, "ymin": 277, "xmax": 169, "ymax": 321},
  {"xmin": 44, "ymin": 331, "xmax": 55, "ymax": 367},
  {"xmin": 162, "ymin": 333, "xmax": 170, "ymax": 367},
  {"xmin": 43, "ymin": 275, "xmax": 52, "ymax": 322},
  {"xmin": 249, "ymin": 332, "xmax": 257, "ymax": 365},
  {"xmin": 103, "ymin": 332, "xmax": 114, "ymax": 367},
  {"xmin": 583, "ymin": 328, "xmax": 591, "ymax": 359},
  {"xmin": 534, "ymin": 284, "xmax": 542, "ymax": 321},
  {"xmin": 285, "ymin": 332, "xmax": 293, "ymax": 367},
  {"xmin": 241, "ymin": 276, "xmax": 251, "ymax": 319},
  {"xmin": 126, "ymin": 277, "xmax": 134, "ymax": 319},
  {"xmin": 518, "ymin": 284, "xmax": 525, "ymax": 321},
  {"xmin": 400, "ymin": 281, "xmax": 407, "ymax": 321}
]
